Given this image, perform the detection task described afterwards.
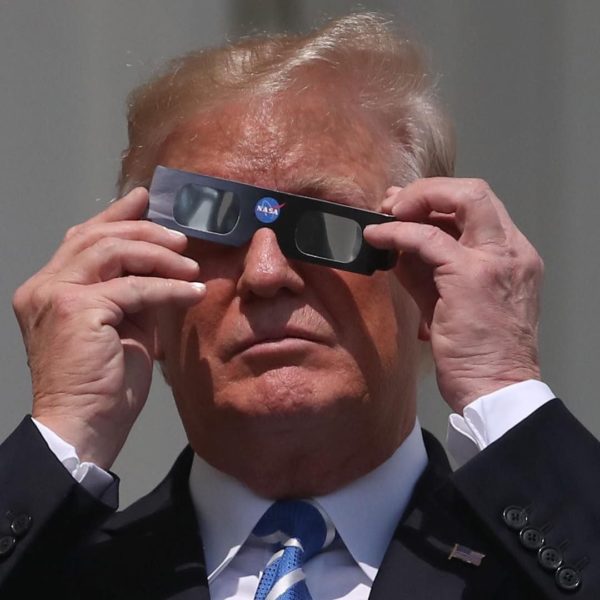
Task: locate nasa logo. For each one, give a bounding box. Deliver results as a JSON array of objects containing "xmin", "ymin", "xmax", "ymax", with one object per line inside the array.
[{"xmin": 255, "ymin": 197, "xmax": 285, "ymax": 224}]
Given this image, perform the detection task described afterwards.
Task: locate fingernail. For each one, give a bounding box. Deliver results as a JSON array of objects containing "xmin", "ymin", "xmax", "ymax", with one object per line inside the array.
[
  {"xmin": 126, "ymin": 187, "xmax": 148, "ymax": 201},
  {"xmin": 164, "ymin": 226, "xmax": 187, "ymax": 239},
  {"xmin": 183, "ymin": 256, "xmax": 199, "ymax": 268},
  {"xmin": 190, "ymin": 282, "xmax": 206, "ymax": 292}
]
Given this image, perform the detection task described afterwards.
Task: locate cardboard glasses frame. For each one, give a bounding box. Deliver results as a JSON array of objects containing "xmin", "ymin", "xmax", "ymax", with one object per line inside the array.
[{"xmin": 147, "ymin": 165, "xmax": 397, "ymax": 275}]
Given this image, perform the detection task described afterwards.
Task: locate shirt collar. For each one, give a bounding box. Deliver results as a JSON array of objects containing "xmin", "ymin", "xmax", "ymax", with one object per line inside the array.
[
  {"xmin": 315, "ymin": 420, "xmax": 427, "ymax": 579},
  {"xmin": 188, "ymin": 419, "xmax": 428, "ymax": 583}
]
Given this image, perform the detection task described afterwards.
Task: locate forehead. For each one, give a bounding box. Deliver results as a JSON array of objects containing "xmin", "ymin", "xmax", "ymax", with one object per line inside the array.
[{"xmin": 156, "ymin": 92, "xmax": 392, "ymax": 208}]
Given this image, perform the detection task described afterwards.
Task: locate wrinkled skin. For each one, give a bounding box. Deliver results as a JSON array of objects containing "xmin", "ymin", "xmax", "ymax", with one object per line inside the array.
[
  {"xmin": 366, "ymin": 178, "xmax": 542, "ymax": 413},
  {"xmin": 154, "ymin": 94, "xmax": 422, "ymax": 496},
  {"xmin": 12, "ymin": 90, "xmax": 541, "ymax": 497}
]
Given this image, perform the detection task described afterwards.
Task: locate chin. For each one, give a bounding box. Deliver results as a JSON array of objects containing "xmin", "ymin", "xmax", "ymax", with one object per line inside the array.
[{"xmin": 224, "ymin": 364, "xmax": 365, "ymax": 419}]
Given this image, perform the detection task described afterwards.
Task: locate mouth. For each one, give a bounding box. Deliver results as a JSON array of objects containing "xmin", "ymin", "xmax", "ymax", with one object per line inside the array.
[{"xmin": 231, "ymin": 327, "xmax": 330, "ymax": 359}]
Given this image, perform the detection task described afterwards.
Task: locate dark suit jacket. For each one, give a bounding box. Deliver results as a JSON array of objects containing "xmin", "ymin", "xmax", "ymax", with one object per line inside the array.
[{"xmin": 1, "ymin": 399, "xmax": 599, "ymax": 599}]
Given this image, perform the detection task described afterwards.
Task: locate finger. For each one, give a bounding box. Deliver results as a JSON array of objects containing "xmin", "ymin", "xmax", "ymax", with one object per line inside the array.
[
  {"xmin": 59, "ymin": 238, "xmax": 200, "ymax": 284},
  {"xmin": 389, "ymin": 178, "xmax": 506, "ymax": 245},
  {"xmin": 50, "ymin": 221, "xmax": 188, "ymax": 272},
  {"xmin": 95, "ymin": 277, "xmax": 206, "ymax": 325},
  {"xmin": 78, "ymin": 187, "xmax": 149, "ymax": 228},
  {"xmin": 486, "ymin": 193, "xmax": 527, "ymax": 241},
  {"xmin": 423, "ymin": 213, "xmax": 461, "ymax": 240},
  {"xmin": 364, "ymin": 221, "xmax": 467, "ymax": 267},
  {"xmin": 380, "ymin": 186, "xmax": 403, "ymax": 212}
]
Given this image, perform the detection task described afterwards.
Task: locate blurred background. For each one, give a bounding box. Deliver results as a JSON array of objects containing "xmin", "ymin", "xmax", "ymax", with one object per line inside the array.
[{"xmin": 1, "ymin": 0, "xmax": 598, "ymax": 506}]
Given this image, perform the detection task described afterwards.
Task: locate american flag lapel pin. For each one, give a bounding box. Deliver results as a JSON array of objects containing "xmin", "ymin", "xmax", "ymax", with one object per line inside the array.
[{"xmin": 448, "ymin": 543, "xmax": 486, "ymax": 566}]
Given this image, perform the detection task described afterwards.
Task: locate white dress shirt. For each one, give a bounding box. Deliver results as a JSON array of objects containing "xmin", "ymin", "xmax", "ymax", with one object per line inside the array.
[
  {"xmin": 189, "ymin": 420, "xmax": 427, "ymax": 599},
  {"xmin": 32, "ymin": 379, "xmax": 556, "ymax": 599}
]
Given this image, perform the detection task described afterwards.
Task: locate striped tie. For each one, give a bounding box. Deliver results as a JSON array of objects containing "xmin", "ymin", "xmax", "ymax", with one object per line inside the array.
[{"xmin": 252, "ymin": 499, "xmax": 336, "ymax": 600}]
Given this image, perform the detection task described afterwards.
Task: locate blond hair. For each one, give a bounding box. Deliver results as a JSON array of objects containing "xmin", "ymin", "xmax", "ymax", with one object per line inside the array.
[{"xmin": 119, "ymin": 12, "xmax": 455, "ymax": 193}]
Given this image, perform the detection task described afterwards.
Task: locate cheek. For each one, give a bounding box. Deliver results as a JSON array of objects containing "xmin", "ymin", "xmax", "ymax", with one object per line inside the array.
[
  {"xmin": 388, "ymin": 277, "xmax": 423, "ymax": 372},
  {"xmin": 155, "ymin": 274, "xmax": 236, "ymax": 373},
  {"xmin": 179, "ymin": 240, "xmax": 243, "ymax": 350},
  {"xmin": 185, "ymin": 239, "xmax": 242, "ymax": 280},
  {"xmin": 182, "ymin": 278, "xmax": 236, "ymax": 352},
  {"xmin": 353, "ymin": 273, "xmax": 420, "ymax": 365}
]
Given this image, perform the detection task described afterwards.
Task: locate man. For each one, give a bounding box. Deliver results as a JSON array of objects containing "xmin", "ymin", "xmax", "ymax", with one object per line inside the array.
[{"xmin": 1, "ymin": 12, "xmax": 599, "ymax": 599}]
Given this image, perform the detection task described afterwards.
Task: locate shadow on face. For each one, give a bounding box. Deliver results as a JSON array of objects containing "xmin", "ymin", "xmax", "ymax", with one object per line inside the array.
[{"xmin": 153, "ymin": 90, "xmax": 423, "ymax": 492}]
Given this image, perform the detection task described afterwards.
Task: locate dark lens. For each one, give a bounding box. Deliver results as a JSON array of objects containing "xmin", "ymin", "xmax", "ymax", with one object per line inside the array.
[
  {"xmin": 295, "ymin": 211, "xmax": 362, "ymax": 263},
  {"xmin": 174, "ymin": 184, "xmax": 240, "ymax": 234}
]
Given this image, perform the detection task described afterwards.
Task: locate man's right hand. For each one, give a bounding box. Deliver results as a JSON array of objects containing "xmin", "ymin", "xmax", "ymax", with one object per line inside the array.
[{"xmin": 12, "ymin": 188, "xmax": 205, "ymax": 470}]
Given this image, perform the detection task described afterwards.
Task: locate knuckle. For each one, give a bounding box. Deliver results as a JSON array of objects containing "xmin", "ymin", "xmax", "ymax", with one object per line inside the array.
[
  {"xmin": 123, "ymin": 275, "xmax": 155, "ymax": 299},
  {"xmin": 124, "ymin": 274, "xmax": 143, "ymax": 290},
  {"xmin": 15, "ymin": 283, "xmax": 82, "ymax": 328},
  {"xmin": 64, "ymin": 223, "xmax": 86, "ymax": 242},
  {"xmin": 11, "ymin": 284, "xmax": 30, "ymax": 314},
  {"xmin": 28, "ymin": 284, "xmax": 52, "ymax": 312},
  {"xmin": 510, "ymin": 241, "xmax": 544, "ymax": 278},
  {"xmin": 94, "ymin": 236, "xmax": 122, "ymax": 254},
  {"xmin": 423, "ymin": 224, "xmax": 443, "ymax": 244},
  {"xmin": 525, "ymin": 250, "xmax": 544, "ymax": 278},
  {"xmin": 13, "ymin": 278, "xmax": 47, "ymax": 314},
  {"xmin": 465, "ymin": 178, "xmax": 492, "ymax": 201},
  {"xmin": 496, "ymin": 247, "xmax": 543, "ymax": 285}
]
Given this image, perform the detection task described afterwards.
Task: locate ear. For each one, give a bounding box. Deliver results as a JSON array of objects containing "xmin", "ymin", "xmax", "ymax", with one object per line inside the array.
[{"xmin": 418, "ymin": 317, "xmax": 431, "ymax": 342}]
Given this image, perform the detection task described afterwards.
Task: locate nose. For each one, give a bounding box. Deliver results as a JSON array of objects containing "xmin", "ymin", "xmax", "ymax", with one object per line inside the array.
[{"xmin": 237, "ymin": 228, "xmax": 304, "ymax": 299}]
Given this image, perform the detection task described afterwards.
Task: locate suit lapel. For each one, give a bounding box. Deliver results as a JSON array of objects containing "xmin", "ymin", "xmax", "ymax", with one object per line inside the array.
[
  {"xmin": 73, "ymin": 446, "xmax": 210, "ymax": 599},
  {"xmin": 369, "ymin": 431, "xmax": 513, "ymax": 599},
  {"xmin": 74, "ymin": 431, "xmax": 531, "ymax": 598}
]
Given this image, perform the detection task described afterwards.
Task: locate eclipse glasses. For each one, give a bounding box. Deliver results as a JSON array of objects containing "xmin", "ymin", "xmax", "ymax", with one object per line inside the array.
[{"xmin": 147, "ymin": 166, "xmax": 397, "ymax": 275}]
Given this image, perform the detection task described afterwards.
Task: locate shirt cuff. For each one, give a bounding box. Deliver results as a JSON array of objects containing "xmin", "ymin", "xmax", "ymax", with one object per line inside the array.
[
  {"xmin": 446, "ymin": 380, "xmax": 556, "ymax": 467},
  {"xmin": 31, "ymin": 418, "xmax": 117, "ymax": 505}
]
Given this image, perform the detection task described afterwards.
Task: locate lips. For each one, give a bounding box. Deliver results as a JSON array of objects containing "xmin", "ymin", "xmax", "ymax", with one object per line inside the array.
[
  {"xmin": 239, "ymin": 328, "xmax": 325, "ymax": 355},
  {"xmin": 226, "ymin": 323, "xmax": 332, "ymax": 360}
]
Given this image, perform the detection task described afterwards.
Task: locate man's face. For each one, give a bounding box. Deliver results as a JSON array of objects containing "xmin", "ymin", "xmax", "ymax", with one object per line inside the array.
[{"xmin": 154, "ymin": 91, "xmax": 422, "ymax": 493}]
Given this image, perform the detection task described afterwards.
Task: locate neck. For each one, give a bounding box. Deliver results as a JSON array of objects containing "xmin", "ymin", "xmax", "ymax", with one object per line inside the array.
[{"xmin": 189, "ymin": 404, "xmax": 417, "ymax": 498}]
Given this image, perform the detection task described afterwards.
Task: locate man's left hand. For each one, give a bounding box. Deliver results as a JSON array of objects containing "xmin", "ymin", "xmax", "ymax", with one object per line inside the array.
[{"xmin": 364, "ymin": 177, "xmax": 543, "ymax": 414}]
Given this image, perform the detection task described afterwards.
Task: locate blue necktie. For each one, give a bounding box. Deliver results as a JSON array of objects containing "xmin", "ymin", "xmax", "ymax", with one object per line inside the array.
[{"xmin": 252, "ymin": 499, "xmax": 336, "ymax": 600}]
